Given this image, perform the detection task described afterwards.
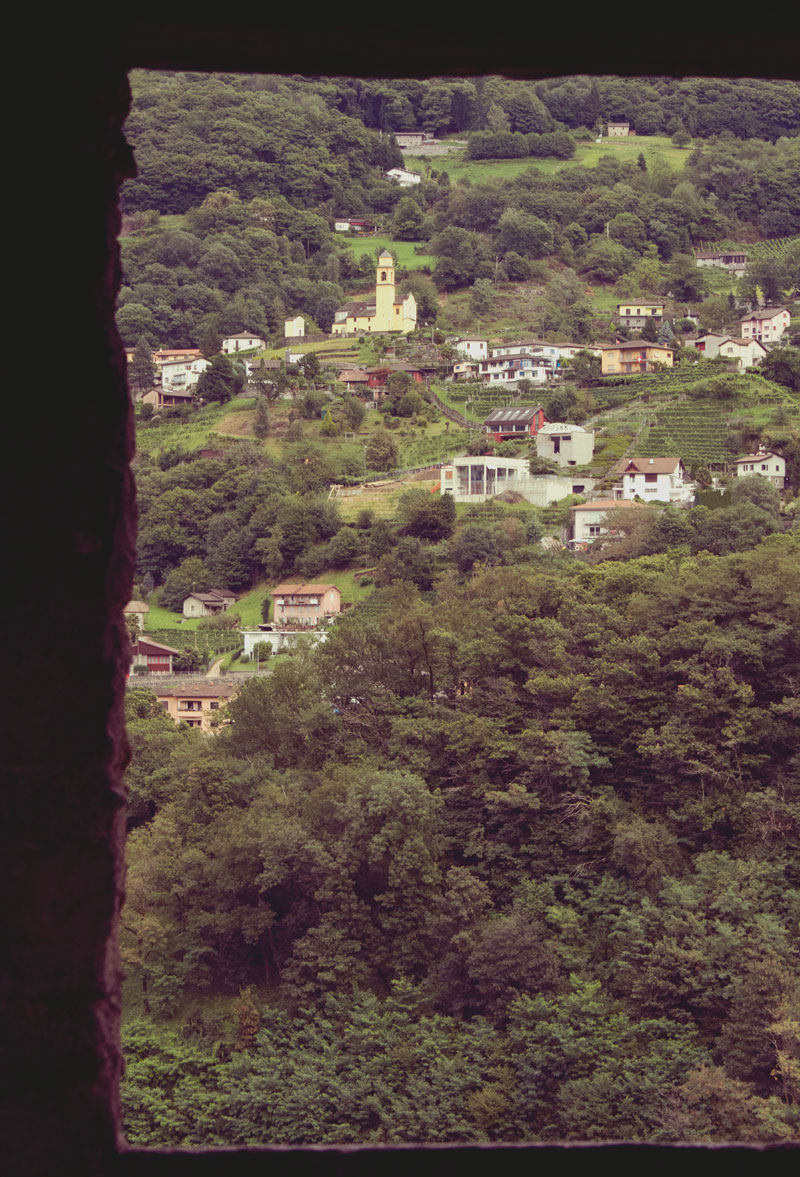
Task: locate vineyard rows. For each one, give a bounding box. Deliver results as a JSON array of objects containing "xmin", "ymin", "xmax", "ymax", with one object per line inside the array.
[
  {"xmin": 635, "ymin": 406, "xmax": 730, "ymax": 465},
  {"xmin": 695, "ymin": 234, "xmax": 799, "ymax": 259}
]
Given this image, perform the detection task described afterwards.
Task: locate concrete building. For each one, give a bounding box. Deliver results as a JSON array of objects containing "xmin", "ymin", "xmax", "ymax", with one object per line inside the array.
[
  {"xmin": 695, "ymin": 250, "xmax": 749, "ymax": 277},
  {"xmin": 536, "ymin": 423, "xmax": 595, "ymax": 467},
  {"xmin": 222, "ymin": 333, "xmax": 265, "ymax": 354},
  {"xmin": 440, "ymin": 455, "xmax": 594, "ymax": 505}
]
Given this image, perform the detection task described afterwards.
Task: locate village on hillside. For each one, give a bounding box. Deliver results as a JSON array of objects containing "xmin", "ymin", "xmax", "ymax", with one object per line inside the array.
[{"xmin": 123, "ymin": 233, "xmax": 797, "ymax": 727}]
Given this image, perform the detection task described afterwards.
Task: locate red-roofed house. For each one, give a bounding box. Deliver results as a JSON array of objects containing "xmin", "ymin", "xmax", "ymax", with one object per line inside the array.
[{"xmin": 130, "ymin": 636, "xmax": 179, "ymax": 676}]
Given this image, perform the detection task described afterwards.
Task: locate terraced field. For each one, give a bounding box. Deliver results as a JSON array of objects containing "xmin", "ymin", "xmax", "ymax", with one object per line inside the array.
[{"xmin": 635, "ymin": 405, "xmax": 730, "ymax": 466}]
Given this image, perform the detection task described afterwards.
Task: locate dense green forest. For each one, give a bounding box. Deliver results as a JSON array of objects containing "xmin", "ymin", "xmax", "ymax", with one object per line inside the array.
[
  {"xmin": 118, "ymin": 73, "xmax": 800, "ymax": 349},
  {"xmin": 120, "ymin": 72, "xmax": 800, "ymax": 1147}
]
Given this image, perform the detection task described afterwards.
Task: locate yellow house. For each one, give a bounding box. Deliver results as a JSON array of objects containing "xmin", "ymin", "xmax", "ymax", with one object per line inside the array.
[
  {"xmin": 330, "ymin": 250, "xmax": 417, "ymax": 336},
  {"xmin": 600, "ymin": 342, "xmax": 674, "ymax": 374}
]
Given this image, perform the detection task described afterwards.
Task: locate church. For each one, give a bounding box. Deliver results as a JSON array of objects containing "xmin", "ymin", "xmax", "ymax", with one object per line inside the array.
[{"xmin": 330, "ymin": 249, "xmax": 417, "ymax": 336}]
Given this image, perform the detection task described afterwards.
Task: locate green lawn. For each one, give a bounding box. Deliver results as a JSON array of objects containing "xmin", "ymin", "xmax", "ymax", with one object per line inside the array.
[
  {"xmin": 408, "ymin": 135, "xmax": 688, "ymax": 186},
  {"xmin": 338, "ymin": 235, "xmax": 435, "ymax": 271},
  {"xmin": 134, "ymin": 400, "xmax": 258, "ymax": 457}
]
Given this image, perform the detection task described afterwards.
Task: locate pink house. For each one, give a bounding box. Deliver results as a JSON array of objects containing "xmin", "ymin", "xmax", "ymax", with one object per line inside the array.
[
  {"xmin": 271, "ymin": 583, "xmax": 341, "ymax": 627},
  {"xmin": 739, "ymin": 307, "xmax": 791, "ymax": 343}
]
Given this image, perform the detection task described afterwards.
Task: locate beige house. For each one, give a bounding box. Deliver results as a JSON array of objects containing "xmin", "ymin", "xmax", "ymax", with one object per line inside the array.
[
  {"xmin": 607, "ymin": 121, "xmax": 630, "ymax": 136},
  {"xmin": 154, "ymin": 681, "xmax": 238, "ymax": 732},
  {"xmin": 600, "ymin": 342, "xmax": 674, "ymax": 375},
  {"xmin": 331, "ymin": 251, "xmax": 417, "ymax": 336},
  {"xmin": 734, "ymin": 447, "xmax": 786, "ymax": 488},
  {"xmin": 695, "ymin": 250, "xmax": 749, "ymax": 277},
  {"xmin": 536, "ymin": 423, "xmax": 595, "ymax": 467},
  {"xmin": 571, "ymin": 498, "xmax": 645, "ymax": 545},
  {"xmin": 271, "ymin": 583, "xmax": 342, "ymax": 626},
  {"xmin": 182, "ymin": 588, "xmax": 237, "ymax": 618},
  {"xmin": 284, "ymin": 316, "xmax": 305, "ymax": 338}
]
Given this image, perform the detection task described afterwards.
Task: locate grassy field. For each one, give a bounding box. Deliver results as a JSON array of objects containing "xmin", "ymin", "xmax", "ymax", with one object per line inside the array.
[
  {"xmin": 338, "ymin": 235, "xmax": 435, "ymax": 271},
  {"xmin": 407, "ymin": 135, "xmax": 688, "ymax": 185}
]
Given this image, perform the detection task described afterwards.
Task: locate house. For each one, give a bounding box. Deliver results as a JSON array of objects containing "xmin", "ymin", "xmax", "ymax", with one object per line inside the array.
[
  {"xmin": 478, "ymin": 354, "xmax": 556, "ymax": 385},
  {"xmin": 616, "ymin": 302, "xmax": 665, "ymax": 330},
  {"xmin": 536, "ymin": 423, "xmax": 595, "ymax": 467},
  {"xmin": 338, "ymin": 368, "xmax": 371, "ymax": 392},
  {"xmin": 614, "ymin": 457, "xmax": 693, "ymax": 504},
  {"xmin": 600, "ymin": 342, "xmax": 674, "ymax": 374},
  {"xmin": 384, "ymin": 167, "xmax": 421, "ymax": 186},
  {"xmin": 607, "ymin": 120, "xmax": 630, "ymax": 136},
  {"xmin": 242, "ymin": 626, "xmax": 328, "ymax": 658},
  {"xmin": 686, "ymin": 334, "xmax": 767, "ymax": 371},
  {"xmin": 452, "ymin": 359, "xmax": 480, "ymax": 381},
  {"xmin": 154, "ymin": 681, "xmax": 238, "ymax": 732},
  {"xmin": 123, "ymin": 600, "xmax": 149, "ymax": 631},
  {"xmin": 394, "ymin": 131, "xmax": 430, "ymax": 148},
  {"xmin": 695, "ymin": 250, "xmax": 749, "ymax": 277},
  {"xmin": 739, "ymin": 307, "xmax": 791, "ymax": 343},
  {"xmin": 160, "ymin": 356, "xmax": 210, "ymax": 393},
  {"xmin": 140, "ymin": 385, "xmax": 196, "ymax": 409},
  {"xmin": 151, "ymin": 347, "xmax": 205, "ymax": 368},
  {"xmin": 129, "ymin": 636, "xmax": 179, "ymax": 676},
  {"xmin": 271, "ymin": 583, "xmax": 342, "ymax": 627},
  {"xmin": 450, "ymin": 337, "xmax": 488, "ymax": 360},
  {"xmin": 571, "ymin": 498, "xmax": 645, "ymax": 545},
  {"xmin": 182, "ymin": 587, "xmax": 237, "ymax": 618},
  {"xmin": 333, "ymin": 217, "xmax": 372, "ymax": 232},
  {"xmin": 330, "ymin": 251, "xmax": 417, "ymax": 336},
  {"xmin": 483, "ymin": 405, "xmax": 549, "ymax": 440},
  {"xmin": 222, "ymin": 332, "xmax": 266, "ymax": 354},
  {"xmin": 734, "ymin": 447, "xmax": 786, "ymax": 488},
  {"xmin": 440, "ymin": 455, "xmax": 595, "ymax": 505},
  {"xmin": 284, "ymin": 316, "xmax": 305, "ymax": 337}
]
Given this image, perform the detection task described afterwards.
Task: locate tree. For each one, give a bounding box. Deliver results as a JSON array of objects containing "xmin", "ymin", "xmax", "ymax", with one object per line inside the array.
[
  {"xmin": 365, "ymin": 430, "xmax": 399, "ymax": 472},
  {"xmin": 301, "ymin": 352, "xmax": 321, "ymax": 382},
  {"xmin": 253, "ymin": 398, "xmax": 270, "ymax": 439},
  {"xmin": 469, "ymin": 279, "xmax": 494, "ymax": 317},
  {"xmin": 130, "ymin": 336, "xmax": 155, "ymax": 393},
  {"xmin": 641, "ymin": 316, "xmax": 659, "ymax": 342},
  {"xmin": 758, "ymin": 347, "xmax": 800, "ymax": 393},
  {"xmin": 729, "ymin": 473, "xmax": 782, "ymax": 516},
  {"xmin": 397, "ymin": 489, "xmax": 456, "ymax": 541},
  {"xmin": 196, "ymin": 354, "xmax": 236, "ymax": 403}
]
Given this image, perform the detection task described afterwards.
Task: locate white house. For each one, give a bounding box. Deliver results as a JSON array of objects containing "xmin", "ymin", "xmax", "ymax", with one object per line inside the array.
[
  {"xmin": 222, "ymin": 333, "xmax": 266, "ymax": 354},
  {"xmin": 607, "ymin": 121, "xmax": 630, "ymax": 136},
  {"xmin": 241, "ymin": 627, "xmax": 328, "ymax": 658},
  {"xmin": 160, "ymin": 357, "xmax": 210, "ymax": 393},
  {"xmin": 440, "ymin": 455, "xmax": 595, "ymax": 505},
  {"xmin": 384, "ymin": 167, "xmax": 421, "ymax": 186},
  {"xmin": 739, "ymin": 307, "xmax": 791, "ymax": 343},
  {"xmin": 734, "ymin": 447, "xmax": 786, "ymax": 488},
  {"xmin": 450, "ymin": 337, "xmax": 488, "ymax": 360},
  {"xmin": 478, "ymin": 353, "xmax": 556, "ymax": 385},
  {"xmin": 571, "ymin": 499, "xmax": 645, "ymax": 545},
  {"xmin": 687, "ymin": 335, "xmax": 767, "ymax": 371},
  {"xmin": 614, "ymin": 457, "xmax": 693, "ymax": 504},
  {"xmin": 536, "ymin": 423, "xmax": 595, "ymax": 468}
]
